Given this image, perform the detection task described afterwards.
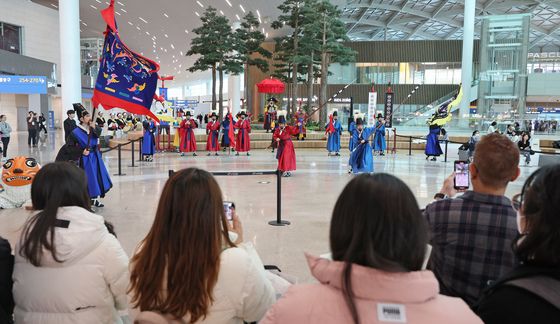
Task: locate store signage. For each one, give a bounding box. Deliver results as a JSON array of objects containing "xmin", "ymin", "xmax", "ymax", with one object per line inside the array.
[
  {"xmin": 526, "ymin": 106, "xmax": 560, "ymax": 114},
  {"xmin": 367, "ymin": 92, "xmax": 377, "ymax": 125},
  {"xmin": 0, "ymin": 75, "xmax": 47, "ymax": 94},
  {"xmin": 384, "ymin": 92, "xmax": 394, "ymax": 128},
  {"xmin": 331, "ymin": 97, "xmax": 351, "ymax": 103},
  {"xmin": 172, "ymin": 99, "xmax": 198, "ymax": 106},
  {"xmin": 528, "ymin": 52, "xmax": 560, "ymax": 61}
]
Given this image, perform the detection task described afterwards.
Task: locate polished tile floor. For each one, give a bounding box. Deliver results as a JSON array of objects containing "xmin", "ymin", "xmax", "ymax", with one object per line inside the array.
[{"xmin": 0, "ymin": 131, "xmax": 539, "ymax": 283}]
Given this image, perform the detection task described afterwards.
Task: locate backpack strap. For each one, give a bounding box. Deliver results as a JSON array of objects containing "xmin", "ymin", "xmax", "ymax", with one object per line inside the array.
[{"xmin": 506, "ymin": 276, "xmax": 560, "ymax": 310}]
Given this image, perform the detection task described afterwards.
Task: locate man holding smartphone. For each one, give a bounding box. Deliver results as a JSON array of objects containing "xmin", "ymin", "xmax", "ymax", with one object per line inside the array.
[{"xmin": 424, "ymin": 133, "xmax": 521, "ymax": 307}]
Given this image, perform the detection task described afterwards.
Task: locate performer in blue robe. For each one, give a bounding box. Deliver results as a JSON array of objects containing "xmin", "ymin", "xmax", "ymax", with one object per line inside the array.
[
  {"xmin": 373, "ymin": 113, "xmax": 387, "ymax": 155},
  {"xmin": 425, "ymin": 125, "xmax": 443, "ymax": 160},
  {"xmin": 56, "ymin": 104, "xmax": 112, "ymax": 207},
  {"xmin": 142, "ymin": 116, "xmax": 156, "ymax": 161},
  {"xmin": 326, "ymin": 111, "xmax": 343, "ymax": 156},
  {"xmin": 349, "ymin": 118, "xmax": 375, "ymax": 174},
  {"xmin": 221, "ymin": 113, "xmax": 235, "ymax": 153}
]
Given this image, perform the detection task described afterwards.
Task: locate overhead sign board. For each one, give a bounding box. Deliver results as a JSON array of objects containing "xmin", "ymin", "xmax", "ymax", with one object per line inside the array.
[{"xmin": 0, "ymin": 75, "xmax": 47, "ymax": 94}]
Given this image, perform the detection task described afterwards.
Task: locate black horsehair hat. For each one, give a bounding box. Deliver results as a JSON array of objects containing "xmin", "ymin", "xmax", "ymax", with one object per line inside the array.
[
  {"xmin": 72, "ymin": 103, "xmax": 89, "ymax": 119},
  {"xmin": 356, "ymin": 118, "xmax": 364, "ymax": 125},
  {"xmin": 377, "ymin": 113, "xmax": 384, "ymax": 118},
  {"xmin": 268, "ymin": 97, "xmax": 278, "ymax": 103},
  {"xmin": 278, "ymin": 115, "xmax": 286, "ymax": 124},
  {"xmin": 333, "ymin": 111, "xmax": 338, "ymax": 117}
]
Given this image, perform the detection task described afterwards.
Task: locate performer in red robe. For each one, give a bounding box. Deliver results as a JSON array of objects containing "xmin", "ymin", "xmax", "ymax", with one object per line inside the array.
[
  {"xmin": 179, "ymin": 111, "xmax": 198, "ymax": 156},
  {"xmin": 273, "ymin": 113, "xmax": 300, "ymax": 177},
  {"xmin": 293, "ymin": 108, "xmax": 308, "ymax": 140},
  {"xmin": 234, "ymin": 111, "xmax": 251, "ymax": 156},
  {"xmin": 206, "ymin": 112, "xmax": 220, "ymax": 156}
]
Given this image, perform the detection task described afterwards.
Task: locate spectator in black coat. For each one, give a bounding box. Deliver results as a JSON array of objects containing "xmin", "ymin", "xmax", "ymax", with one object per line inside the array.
[
  {"xmin": 63, "ymin": 110, "xmax": 77, "ymax": 143},
  {"xmin": 476, "ymin": 164, "xmax": 560, "ymax": 324},
  {"xmin": 0, "ymin": 236, "xmax": 14, "ymax": 324}
]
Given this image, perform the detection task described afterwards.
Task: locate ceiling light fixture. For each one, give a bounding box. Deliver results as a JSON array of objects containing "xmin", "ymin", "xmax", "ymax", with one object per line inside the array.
[
  {"xmin": 196, "ymin": 1, "xmax": 203, "ymax": 7},
  {"xmin": 163, "ymin": 13, "xmax": 169, "ymax": 18},
  {"xmin": 256, "ymin": 10, "xmax": 260, "ymax": 17},
  {"xmin": 225, "ymin": 0, "xmax": 232, "ymax": 6},
  {"xmin": 95, "ymin": 0, "xmax": 102, "ymax": 3},
  {"xmin": 121, "ymin": 8, "xmax": 127, "ymax": 13},
  {"xmin": 146, "ymin": 31, "xmax": 150, "ymax": 35},
  {"xmin": 90, "ymin": 5, "xmax": 98, "ymax": 9},
  {"xmin": 139, "ymin": 17, "xmax": 148, "ymax": 23},
  {"xmin": 185, "ymin": 29, "xmax": 189, "ymax": 34},
  {"xmin": 220, "ymin": 10, "xmax": 224, "ymax": 15},
  {"xmin": 128, "ymin": 21, "xmax": 133, "ymax": 25},
  {"xmin": 51, "ymin": 3, "xmax": 58, "ymax": 8},
  {"xmin": 82, "ymin": 22, "xmax": 88, "ymax": 26},
  {"xmin": 236, "ymin": 14, "xmax": 240, "ymax": 20},
  {"xmin": 239, "ymin": 4, "xmax": 245, "ymax": 13},
  {"xmin": 171, "ymin": 44, "xmax": 175, "ymax": 49},
  {"xmin": 115, "ymin": 11, "xmax": 121, "ymax": 16},
  {"xmin": 136, "ymin": 26, "xmax": 141, "ymax": 30},
  {"xmin": 180, "ymin": 52, "xmax": 183, "ymax": 56},
  {"xmin": 195, "ymin": 12, "xmax": 200, "ymax": 17},
  {"xmin": 117, "ymin": 1, "xmax": 125, "ymax": 6},
  {"xmin": 164, "ymin": 34, "xmax": 168, "ymax": 38}
]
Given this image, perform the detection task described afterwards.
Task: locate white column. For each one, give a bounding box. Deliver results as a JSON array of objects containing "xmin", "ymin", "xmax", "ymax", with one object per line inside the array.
[
  {"xmin": 460, "ymin": 0, "xmax": 476, "ymax": 121},
  {"xmin": 228, "ymin": 75, "xmax": 241, "ymax": 115},
  {"xmin": 58, "ymin": 0, "xmax": 82, "ymax": 121}
]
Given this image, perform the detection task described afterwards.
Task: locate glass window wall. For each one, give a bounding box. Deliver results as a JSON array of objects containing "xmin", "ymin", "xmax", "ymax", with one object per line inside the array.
[{"xmin": 329, "ymin": 62, "xmax": 471, "ymax": 85}]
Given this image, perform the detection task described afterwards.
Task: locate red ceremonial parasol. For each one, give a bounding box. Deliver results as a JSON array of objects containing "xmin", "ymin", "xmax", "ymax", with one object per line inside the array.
[{"xmin": 257, "ymin": 77, "xmax": 285, "ymax": 94}]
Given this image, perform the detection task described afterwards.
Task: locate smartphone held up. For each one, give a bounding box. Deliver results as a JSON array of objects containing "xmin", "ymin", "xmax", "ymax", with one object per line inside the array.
[
  {"xmin": 223, "ymin": 201, "xmax": 235, "ymax": 221},
  {"xmin": 454, "ymin": 160, "xmax": 470, "ymax": 190}
]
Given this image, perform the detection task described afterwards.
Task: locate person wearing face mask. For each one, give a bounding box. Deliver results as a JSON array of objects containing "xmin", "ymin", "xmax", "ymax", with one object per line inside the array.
[
  {"xmin": 206, "ymin": 112, "xmax": 221, "ymax": 156},
  {"xmin": 273, "ymin": 111, "xmax": 300, "ymax": 177},
  {"xmin": 468, "ymin": 130, "xmax": 480, "ymax": 161},
  {"xmin": 476, "ymin": 164, "xmax": 560, "ymax": 324},
  {"xmin": 517, "ymin": 132, "xmax": 532, "ymax": 165}
]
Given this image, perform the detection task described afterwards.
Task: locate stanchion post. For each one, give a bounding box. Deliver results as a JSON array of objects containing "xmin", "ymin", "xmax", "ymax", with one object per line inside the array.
[
  {"xmin": 269, "ymin": 169, "xmax": 290, "ymax": 226},
  {"xmin": 113, "ymin": 144, "xmax": 126, "ymax": 176},
  {"xmin": 444, "ymin": 140, "xmax": 448, "ymax": 162},
  {"xmin": 138, "ymin": 137, "xmax": 143, "ymax": 162},
  {"xmin": 130, "ymin": 139, "xmax": 136, "ymax": 167},
  {"xmin": 408, "ymin": 136, "xmax": 412, "ymax": 156},
  {"xmin": 392, "ymin": 128, "xmax": 397, "ymax": 154}
]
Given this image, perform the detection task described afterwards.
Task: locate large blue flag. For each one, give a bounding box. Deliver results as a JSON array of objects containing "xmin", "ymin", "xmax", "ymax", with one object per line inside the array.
[{"xmin": 92, "ymin": 0, "xmax": 160, "ymax": 121}]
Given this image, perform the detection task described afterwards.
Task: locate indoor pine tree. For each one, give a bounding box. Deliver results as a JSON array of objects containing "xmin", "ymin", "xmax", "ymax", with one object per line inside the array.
[
  {"xmin": 299, "ymin": 0, "xmax": 322, "ymax": 112},
  {"xmin": 235, "ymin": 12, "xmax": 272, "ymax": 115},
  {"xmin": 187, "ymin": 7, "xmax": 234, "ymax": 117},
  {"xmin": 315, "ymin": 0, "xmax": 356, "ymax": 130},
  {"xmin": 272, "ymin": 0, "xmax": 309, "ymax": 115}
]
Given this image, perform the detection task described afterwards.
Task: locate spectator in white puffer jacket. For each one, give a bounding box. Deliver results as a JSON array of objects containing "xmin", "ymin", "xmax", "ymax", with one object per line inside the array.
[{"xmin": 12, "ymin": 162, "xmax": 129, "ymax": 324}]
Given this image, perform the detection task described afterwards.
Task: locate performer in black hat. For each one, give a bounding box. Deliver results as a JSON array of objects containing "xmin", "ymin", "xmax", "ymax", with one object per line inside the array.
[
  {"xmin": 234, "ymin": 111, "xmax": 251, "ymax": 156},
  {"xmin": 325, "ymin": 111, "xmax": 343, "ymax": 156},
  {"xmin": 179, "ymin": 111, "xmax": 198, "ymax": 156},
  {"xmin": 264, "ymin": 97, "xmax": 278, "ymax": 133},
  {"xmin": 273, "ymin": 111, "xmax": 300, "ymax": 177},
  {"xmin": 373, "ymin": 113, "xmax": 386, "ymax": 156},
  {"xmin": 206, "ymin": 112, "xmax": 220, "ymax": 156},
  {"xmin": 56, "ymin": 103, "xmax": 112, "ymax": 207}
]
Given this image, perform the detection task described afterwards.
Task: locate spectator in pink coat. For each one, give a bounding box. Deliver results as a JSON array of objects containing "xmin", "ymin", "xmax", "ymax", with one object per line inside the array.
[{"xmin": 261, "ymin": 173, "xmax": 482, "ymax": 324}]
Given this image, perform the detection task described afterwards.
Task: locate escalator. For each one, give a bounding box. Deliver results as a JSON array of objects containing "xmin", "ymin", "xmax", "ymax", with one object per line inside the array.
[{"xmin": 402, "ymin": 80, "xmax": 479, "ymax": 127}]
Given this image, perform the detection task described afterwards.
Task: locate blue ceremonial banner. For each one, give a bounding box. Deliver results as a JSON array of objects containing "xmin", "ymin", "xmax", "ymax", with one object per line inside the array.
[
  {"xmin": 92, "ymin": 0, "xmax": 160, "ymax": 121},
  {"xmin": 0, "ymin": 75, "xmax": 47, "ymax": 94},
  {"xmin": 159, "ymin": 88, "xmax": 168, "ymax": 101}
]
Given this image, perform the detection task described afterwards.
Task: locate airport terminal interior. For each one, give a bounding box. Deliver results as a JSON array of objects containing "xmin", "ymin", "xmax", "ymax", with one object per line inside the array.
[{"xmin": 1, "ymin": 0, "xmax": 560, "ymax": 323}]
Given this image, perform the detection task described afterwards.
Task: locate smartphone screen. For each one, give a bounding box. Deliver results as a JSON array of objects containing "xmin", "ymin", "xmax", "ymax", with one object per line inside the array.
[
  {"xmin": 454, "ymin": 161, "xmax": 470, "ymax": 190},
  {"xmin": 223, "ymin": 201, "xmax": 234, "ymax": 221}
]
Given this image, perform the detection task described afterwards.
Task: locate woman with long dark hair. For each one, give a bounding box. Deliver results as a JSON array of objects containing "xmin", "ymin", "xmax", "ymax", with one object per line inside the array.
[
  {"xmin": 261, "ymin": 174, "xmax": 481, "ymax": 324},
  {"xmin": 12, "ymin": 162, "xmax": 129, "ymax": 323},
  {"xmin": 130, "ymin": 168, "xmax": 275, "ymax": 323},
  {"xmin": 476, "ymin": 164, "xmax": 560, "ymax": 323}
]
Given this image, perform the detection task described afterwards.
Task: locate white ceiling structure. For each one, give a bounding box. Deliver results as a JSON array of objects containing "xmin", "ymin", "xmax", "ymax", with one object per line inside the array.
[
  {"xmin": 30, "ymin": 0, "xmax": 560, "ymax": 85},
  {"xmin": 343, "ymin": 0, "xmax": 560, "ymax": 51}
]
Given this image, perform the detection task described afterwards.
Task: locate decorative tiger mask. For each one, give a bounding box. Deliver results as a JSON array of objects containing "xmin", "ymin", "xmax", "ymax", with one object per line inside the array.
[{"xmin": 2, "ymin": 157, "xmax": 40, "ymax": 187}]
